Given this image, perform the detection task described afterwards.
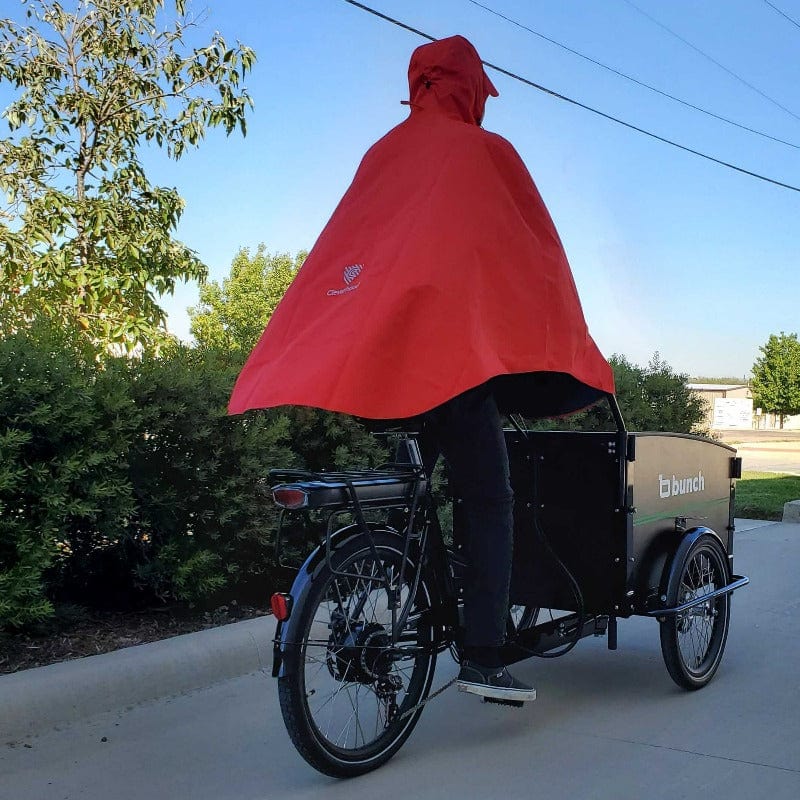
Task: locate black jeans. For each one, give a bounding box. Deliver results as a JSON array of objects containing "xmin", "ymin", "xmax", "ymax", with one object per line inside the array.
[{"xmin": 420, "ymin": 383, "xmax": 514, "ymax": 648}]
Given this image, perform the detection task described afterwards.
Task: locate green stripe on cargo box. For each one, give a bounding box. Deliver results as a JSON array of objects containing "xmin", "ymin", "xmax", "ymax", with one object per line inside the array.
[{"xmin": 633, "ymin": 496, "xmax": 730, "ymax": 527}]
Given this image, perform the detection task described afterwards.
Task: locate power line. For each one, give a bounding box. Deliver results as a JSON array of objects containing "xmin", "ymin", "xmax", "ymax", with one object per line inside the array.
[
  {"xmin": 344, "ymin": 0, "xmax": 435, "ymax": 43},
  {"xmin": 762, "ymin": 0, "xmax": 800, "ymax": 31},
  {"xmin": 621, "ymin": 0, "xmax": 800, "ymax": 123},
  {"xmin": 467, "ymin": 0, "xmax": 799, "ymax": 150},
  {"xmin": 341, "ymin": 1, "xmax": 800, "ymax": 194}
]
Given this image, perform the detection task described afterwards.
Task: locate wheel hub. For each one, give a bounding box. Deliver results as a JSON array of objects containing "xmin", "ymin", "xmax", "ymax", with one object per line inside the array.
[
  {"xmin": 327, "ymin": 620, "xmax": 394, "ymax": 684},
  {"xmin": 677, "ymin": 592, "xmax": 717, "ymax": 633}
]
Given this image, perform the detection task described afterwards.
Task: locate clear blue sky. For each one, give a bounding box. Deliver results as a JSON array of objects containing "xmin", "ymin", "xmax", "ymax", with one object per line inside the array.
[{"xmin": 5, "ymin": 0, "xmax": 800, "ymax": 377}]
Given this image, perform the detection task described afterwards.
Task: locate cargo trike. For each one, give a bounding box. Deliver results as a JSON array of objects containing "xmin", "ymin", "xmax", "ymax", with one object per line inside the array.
[{"xmin": 267, "ymin": 397, "xmax": 749, "ymax": 777}]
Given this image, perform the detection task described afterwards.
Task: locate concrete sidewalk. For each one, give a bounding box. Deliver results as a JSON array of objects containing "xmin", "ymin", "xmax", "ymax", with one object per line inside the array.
[
  {"xmin": 1, "ymin": 519, "xmax": 798, "ymax": 800},
  {"xmin": 0, "ymin": 518, "xmax": 787, "ymax": 743},
  {"xmin": 0, "ymin": 615, "xmax": 274, "ymax": 742}
]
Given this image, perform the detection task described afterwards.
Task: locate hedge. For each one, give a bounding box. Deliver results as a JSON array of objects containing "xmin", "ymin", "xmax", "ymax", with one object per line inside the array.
[
  {"xmin": 0, "ymin": 325, "xmax": 385, "ymax": 629},
  {"xmin": 0, "ymin": 325, "xmax": 703, "ymax": 631}
]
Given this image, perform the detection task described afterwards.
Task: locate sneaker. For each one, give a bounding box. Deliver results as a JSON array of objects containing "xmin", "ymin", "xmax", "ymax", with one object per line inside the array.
[{"xmin": 456, "ymin": 661, "xmax": 537, "ymax": 702}]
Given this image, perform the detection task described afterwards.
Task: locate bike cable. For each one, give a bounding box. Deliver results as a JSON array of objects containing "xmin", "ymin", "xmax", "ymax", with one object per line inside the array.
[
  {"xmin": 521, "ymin": 455, "xmax": 586, "ymax": 659},
  {"xmin": 528, "ymin": 511, "xmax": 585, "ymax": 658},
  {"xmin": 505, "ymin": 419, "xmax": 586, "ymax": 658}
]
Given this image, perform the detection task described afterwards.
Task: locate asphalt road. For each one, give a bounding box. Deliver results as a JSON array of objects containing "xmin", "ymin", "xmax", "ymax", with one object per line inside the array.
[
  {"xmin": 734, "ymin": 441, "xmax": 800, "ymax": 475},
  {"xmin": 2, "ymin": 521, "xmax": 798, "ymax": 800},
  {"xmin": 717, "ymin": 430, "xmax": 800, "ymax": 444}
]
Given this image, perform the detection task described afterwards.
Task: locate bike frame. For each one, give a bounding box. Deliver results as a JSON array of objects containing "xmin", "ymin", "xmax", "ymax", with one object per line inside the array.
[
  {"xmin": 270, "ymin": 393, "xmax": 749, "ymax": 678},
  {"xmin": 270, "ymin": 436, "xmax": 458, "ymax": 678}
]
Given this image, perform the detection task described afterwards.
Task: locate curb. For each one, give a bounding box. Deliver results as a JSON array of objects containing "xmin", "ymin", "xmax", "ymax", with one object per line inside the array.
[
  {"xmin": 783, "ymin": 499, "xmax": 800, "ymax": 523},
  {"xmin": 0, "ymin": 615, "xmax": 275, "ymax": 742}
]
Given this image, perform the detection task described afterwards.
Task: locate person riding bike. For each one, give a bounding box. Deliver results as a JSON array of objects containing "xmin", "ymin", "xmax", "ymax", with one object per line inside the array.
[{"xmin": 229, "ymin": 35, "xmax": 614, "ymax": 703}]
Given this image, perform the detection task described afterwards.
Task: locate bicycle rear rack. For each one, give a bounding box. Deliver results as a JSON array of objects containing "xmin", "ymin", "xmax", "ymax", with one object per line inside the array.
[{"xmin": 269, "ymin": 436, "xmax": 432, "ymax": 645}]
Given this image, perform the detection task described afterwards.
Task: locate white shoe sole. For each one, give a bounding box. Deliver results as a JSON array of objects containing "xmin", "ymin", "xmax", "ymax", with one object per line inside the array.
[{"xmin": 456, "ymin": 680, "xmax": 536, "ymax": 702}]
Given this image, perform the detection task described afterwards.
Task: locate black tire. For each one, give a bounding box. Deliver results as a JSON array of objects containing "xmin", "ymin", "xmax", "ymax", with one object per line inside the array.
[
  {"xmin": 659, "ymin": 534, "xmax": 731, "ymax": 690},
  {"xmin": 278, "ymin": 532, "xmax": 437, "ymax": 778}
]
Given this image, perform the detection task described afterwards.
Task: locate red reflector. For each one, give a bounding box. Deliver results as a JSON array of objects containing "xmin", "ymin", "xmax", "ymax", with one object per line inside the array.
[
  {"xmin": 272, "ymin": 487, "xmax": 308, "ymax": 509},
  {"xmin": 271, "ymin": 593, "xmax": 292, "ymax": 621}
]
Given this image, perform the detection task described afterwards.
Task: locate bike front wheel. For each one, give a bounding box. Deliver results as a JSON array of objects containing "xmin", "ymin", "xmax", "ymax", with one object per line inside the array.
[
  {"xmin": 278, "ymin": 532, "xmax": 437, "ymax": 777},
  {"xmin": 659, "ymin": 534, "xmax": 731, "ymax": 690}
]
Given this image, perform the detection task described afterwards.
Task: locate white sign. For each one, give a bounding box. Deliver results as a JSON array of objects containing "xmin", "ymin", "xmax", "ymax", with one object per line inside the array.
[{"xmin": 712, "ymin": 398, "xmax": 753, "ymax": 429}]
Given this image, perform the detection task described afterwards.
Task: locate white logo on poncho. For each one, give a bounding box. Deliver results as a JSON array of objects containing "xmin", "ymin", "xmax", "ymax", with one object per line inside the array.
[
  {"xmin": 344, "ymin": 264, "xmax": 362, "ymax": 284},
  {"xmin": 328, "ymin": 264, "xmax": 363, "ymax": 296}
]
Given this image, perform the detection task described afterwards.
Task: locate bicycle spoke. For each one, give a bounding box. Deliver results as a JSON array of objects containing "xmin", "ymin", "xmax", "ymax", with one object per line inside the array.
[
  {"xmin": 676, "ymin": 550, "xmax": 723, "ymax": 670},
  {"xmin": 296, "ymin": 544, "xmax": 433, "ymax": 754}
]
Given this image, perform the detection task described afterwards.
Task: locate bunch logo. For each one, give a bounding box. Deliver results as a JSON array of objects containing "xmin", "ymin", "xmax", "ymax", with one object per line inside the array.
[
  {"xmin": 659, "ymin": 470, "xmax": 705, "ymax": 499},
  {"xmin": 328, "ymin": 264, "xmax": 363, "ymax": 296}
]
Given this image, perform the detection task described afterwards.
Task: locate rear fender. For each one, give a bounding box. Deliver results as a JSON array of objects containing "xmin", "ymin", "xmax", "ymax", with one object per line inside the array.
[{"xmin": 273, "ymin": 524, "xmax": 402, "ymax": 678}]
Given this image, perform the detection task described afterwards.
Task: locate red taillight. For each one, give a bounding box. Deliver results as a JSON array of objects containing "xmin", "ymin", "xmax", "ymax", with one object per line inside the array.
[
  {"xmin": 271, "ymin": 592, "xmax": 293, "ymax": 621},
  {"xmin": 272, "ymin": 487, "xmax": 309, "ymax": 509}
]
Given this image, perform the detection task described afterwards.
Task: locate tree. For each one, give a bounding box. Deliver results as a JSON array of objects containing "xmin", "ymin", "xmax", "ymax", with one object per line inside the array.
[
  {"xmin": 751, "ymin": 332, "xmax": 800, "ymax": 429},
  {"xmin": 189, "ymin": 245, "xmax": 305, "ymax": 352},
  {"xmin": 0, "ymin": 0, "xmax": 255, "ymax": 351},
  {"xmin": 535, "ymin": 353, "xmax": 706, "ymax": 433},
  {"xmin": 616, "ymin": 352, "xmax": 707, "ymax": 432}
]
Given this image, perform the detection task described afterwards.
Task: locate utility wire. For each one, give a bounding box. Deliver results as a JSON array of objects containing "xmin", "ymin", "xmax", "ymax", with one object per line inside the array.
[
  {"xmin": 762, "ymin": 0, "xmax": 800, "ymax": 31},
  {"xmin": 341, "ymin": 1, "xmax": 800, "ymax": 194},
  {"xmin": 467, "ymin": 0, "xmax": 799, "ymax": 150},
  {"xmin": 621, "ymin": 0, "xmax": 800, "ymax": 123}
]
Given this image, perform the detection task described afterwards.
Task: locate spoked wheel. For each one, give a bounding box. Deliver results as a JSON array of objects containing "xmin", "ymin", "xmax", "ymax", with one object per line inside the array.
[
  {"xmin": 278, "ymin": 532, "xmax": 437, "ymax": 777},
  {"xmin": 659, "ymin": 534, "xmax": 731, "ymax": 690}
]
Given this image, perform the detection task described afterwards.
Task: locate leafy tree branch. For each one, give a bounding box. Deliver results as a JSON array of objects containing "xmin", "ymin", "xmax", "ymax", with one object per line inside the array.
[{"xmin": 0, "ymin": 0, "xmax": 256, "ymax": 351}]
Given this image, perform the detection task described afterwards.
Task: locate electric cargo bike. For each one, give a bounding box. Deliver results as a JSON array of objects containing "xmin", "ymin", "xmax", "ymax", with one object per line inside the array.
[{"xmin": 267, "ymin": 397, "xmax": 749, "ymax": 777}]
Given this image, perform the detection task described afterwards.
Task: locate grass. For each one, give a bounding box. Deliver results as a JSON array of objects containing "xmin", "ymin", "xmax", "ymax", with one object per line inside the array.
[{"xmin": 735, "ymin": 471, "xmax": 800, "ymax": 521}]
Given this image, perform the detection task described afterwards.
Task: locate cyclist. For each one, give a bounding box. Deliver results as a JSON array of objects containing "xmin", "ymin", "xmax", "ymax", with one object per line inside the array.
[{"xmin": 230, "ymin": 35, "xmax": 614, "ymax": 703}]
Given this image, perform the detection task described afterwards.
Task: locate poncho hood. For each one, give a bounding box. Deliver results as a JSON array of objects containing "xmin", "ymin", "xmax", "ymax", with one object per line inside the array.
[
  {"xmin": 406, "ymin": 35, "xmax": 498, "ymax": 125},
  {"xmin": 229, "ymin": 36, "xmax": 614, "ymax": 420}
]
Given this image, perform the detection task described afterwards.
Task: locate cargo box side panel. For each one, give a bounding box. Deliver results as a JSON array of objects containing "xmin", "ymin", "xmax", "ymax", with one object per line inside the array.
[
  {"xmin": 629, "ymin": 433, "xmax": 735, "ymax": 611},
  {"xmin": 505, "ymin": 431, "xmax": 625, "ymax": 614}
]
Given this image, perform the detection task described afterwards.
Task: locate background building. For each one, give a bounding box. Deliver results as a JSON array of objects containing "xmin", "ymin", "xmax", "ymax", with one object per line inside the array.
[{"xmin": 688, "ymin": 383, "xmax": 800, "ymax": 431}]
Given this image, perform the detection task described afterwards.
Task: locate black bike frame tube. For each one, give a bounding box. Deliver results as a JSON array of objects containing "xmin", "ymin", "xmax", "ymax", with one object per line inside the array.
[
  {"xmin": 393, "ymin": 513, "xmax": 429, "ymax": 645},
  {"xmin": 606, "ymin": 393, "xmax": 627, "ymax": 433},
  {"xmin": 646, "ymin": 575, "xmax": 749, "ymax": 617},
  {"xmin": 393, "ymin": 474, "xmax": 429, "ymax": 644},
  {"xmin": 605, "ymin": 394, "xmax": 629, "ymax": 513},
  {"xmin": 390, "ymin": 437, "xmax": 429, "ymax": 645}
]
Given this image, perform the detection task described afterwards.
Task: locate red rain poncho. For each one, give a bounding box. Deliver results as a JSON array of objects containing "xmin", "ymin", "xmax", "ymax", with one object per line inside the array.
[{"xmin": 229, "ymin": 36, "xmax": 614, "ymax": 419}]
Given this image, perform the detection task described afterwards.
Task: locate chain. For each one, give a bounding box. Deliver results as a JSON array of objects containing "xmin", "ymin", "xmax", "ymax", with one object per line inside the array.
[{"xmin": 397, "ymin": 675, "xmax": 458, "ymax": 721}]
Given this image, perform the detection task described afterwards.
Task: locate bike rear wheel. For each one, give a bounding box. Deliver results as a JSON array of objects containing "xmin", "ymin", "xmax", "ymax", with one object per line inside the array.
[{"xmin": 278, "ymin": 532, "xmax": 437, "ymax": 777}]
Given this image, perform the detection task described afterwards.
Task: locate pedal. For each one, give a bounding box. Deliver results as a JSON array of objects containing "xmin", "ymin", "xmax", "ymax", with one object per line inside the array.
[{"xmin": 481, "ymin": 697, "xmax": 524, "ymax": 708}]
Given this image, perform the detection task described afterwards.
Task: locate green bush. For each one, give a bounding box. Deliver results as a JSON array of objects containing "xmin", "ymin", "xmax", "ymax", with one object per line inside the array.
[
  {"xmin": 0, "ymin": 322, "xmax": 136, "ymax": 628},
  {"xmin": 125, "ymin": 344, "xmax": 388, "ymax": 603},
  {"xmin": 125, "ymin": 345, "xmax": 291, "ymax": 602},
  {"xmin": 0, "ymin": 329, "xmax": 389, "ymax": 629},
  {"xmin": 1, "ymin": 326, "xmax": 703, "ymax": 632}
]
